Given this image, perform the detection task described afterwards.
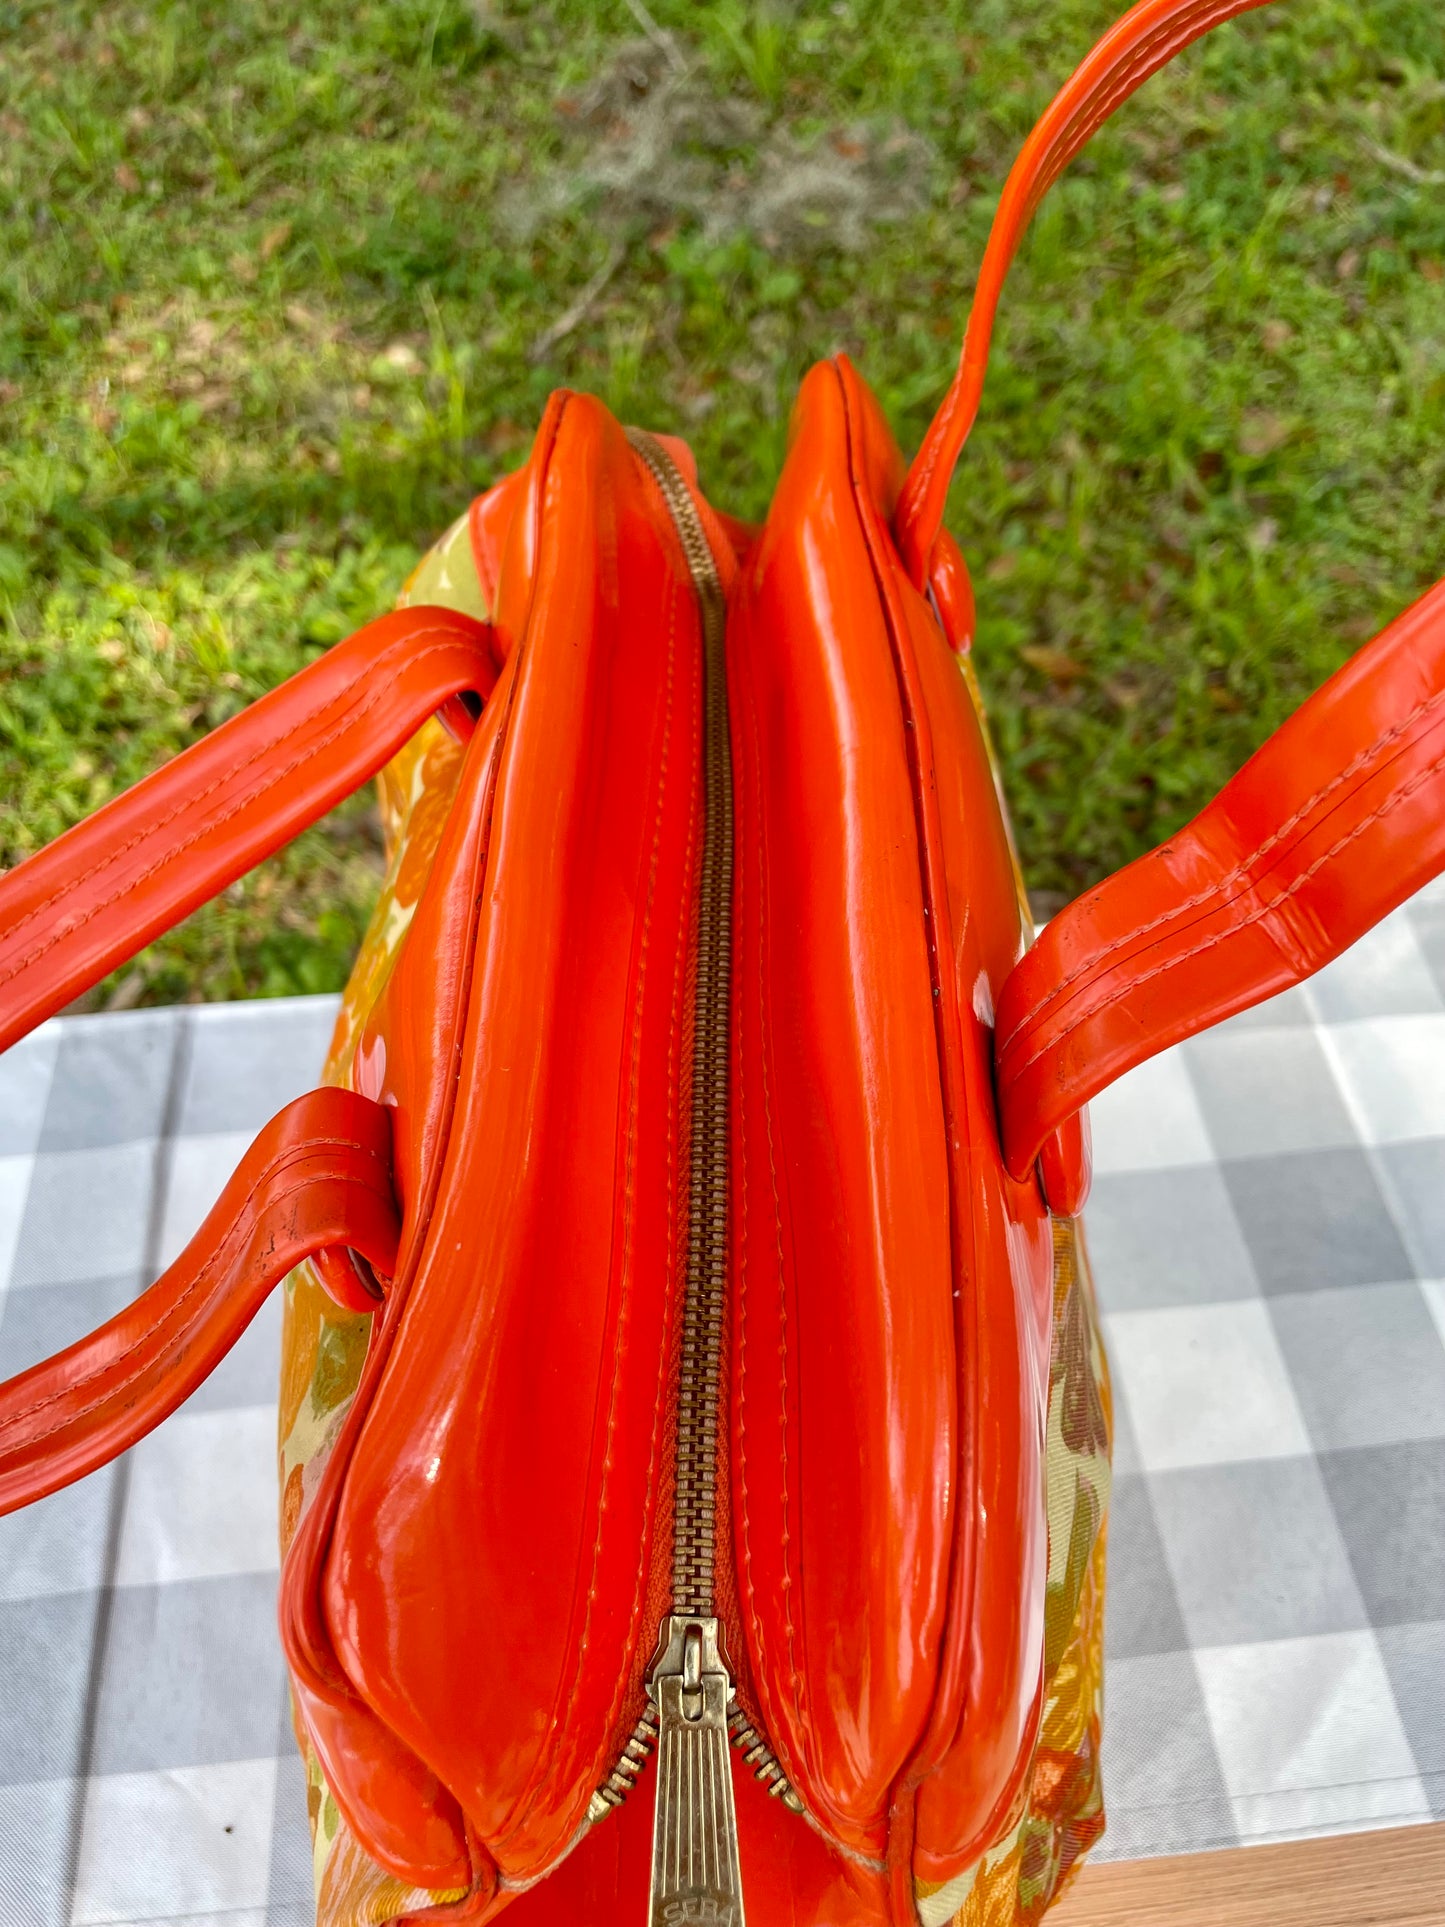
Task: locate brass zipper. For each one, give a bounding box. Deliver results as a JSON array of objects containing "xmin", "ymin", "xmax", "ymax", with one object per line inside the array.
[{"xmin": 582, "ymin": 431, "xmax": 800, "ymax": 1923}]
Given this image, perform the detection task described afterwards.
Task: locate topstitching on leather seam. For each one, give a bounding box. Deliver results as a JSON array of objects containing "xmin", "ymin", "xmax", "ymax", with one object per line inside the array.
[
  {"xmin": 848, "ymin": 361, "xmax": 983, "ymax": 1801},
  {"xmin": 628, "ymin": 585, "xmax": 699, "ymax": 1662},
  {"xmin": 585, "ymin": 558, "xmax": 694, "ymax": 1758},
  {"xmin": 1002, "ymin": 684, "xmax": 1445, "ymax": 1052},
  {"xmin": 0, "ymin": 1134, "xmax": 384, "ymax": 1444},
  {"xmin": 273, "ymin": 420, "xmax": 568, "ymax": 1781},
  {"xmin": 518, "ymin": 528, "xmax": 685, "ymax": 1829},
  {"xmin": 758, "ymin": 721, "xmax": 802, "ymax": 1733},
  {"xmin": 331, "ymin": 404, "xmax": 564, "ymax": 1523},
  {"xmin": 1030, "ymin": 0, "xmax": 1240, "ymax": 219},
  {"xmin": 749, "ymin": 443, "xmax": 814, "ymax": 1743},
  {"xmin": 0, "ymin": 627, "xmax": 487, "ymax": 991},
  {"xmin": 1005, "ymin": 741, "xmax": 1445, "ymax": 1089},
  {"xmin": 732, "ymin": 607, "xmax": 778, "ymax": 1741}
]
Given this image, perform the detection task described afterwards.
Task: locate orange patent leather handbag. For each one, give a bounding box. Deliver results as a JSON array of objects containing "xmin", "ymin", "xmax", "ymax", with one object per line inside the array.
[{"xmin": 3, "ymin": 2, "xmax": 1444, "ymax": 1923}]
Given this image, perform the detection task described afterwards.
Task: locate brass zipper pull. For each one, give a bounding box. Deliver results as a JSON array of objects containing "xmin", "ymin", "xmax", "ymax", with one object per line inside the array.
[{"xmin": 648, "ymin": 1615, "xmax": 746, "ymax": 1927}]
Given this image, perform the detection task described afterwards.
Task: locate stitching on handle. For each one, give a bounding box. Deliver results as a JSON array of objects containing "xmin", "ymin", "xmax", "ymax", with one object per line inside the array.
[
  {"xmin": 0, "ymin": 628, "xmax": 482, "ymax": 995},
  {"xmin": 1032, "ymin": 0, "xmax": 1257, "ymax": 209},
  {"xmin": 0, "ymin": 624, "xmax": 479, "ymax": 979},
  {"xmin": 1000, "ymin": 684, "xmax": 1445, "ymax": 1057},
  {"xmin": 902, "ymin": 0, "xmax": 1249, "ymax": 545},
  {"xmin": 1004, "ymin": 743, "xmax": 1445, "ymax": 1095},
  {"xmin": 0, "ymin": 1135, "xmax": 387, "ymax": 1449}
]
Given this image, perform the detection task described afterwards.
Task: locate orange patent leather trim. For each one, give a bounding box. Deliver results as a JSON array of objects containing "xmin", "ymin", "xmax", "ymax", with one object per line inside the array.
[
  {"xmin": 0, "ymin": 1088, "xmax": 397, "ymax": 1515},
  {"xmin": 1037, "ymin": 1106, "xmax": 1092, "ymax": 1218},
  {"xmin": 468, "ymin": 468, "xmax": 533, "ymax": 653},
  {"xmin": 0, "ymin": 605, "xmax": 496, "ymax": 1053},
  {"xmin": 723, "ymin": 355, "xmax": 1052, "ymax": 1897},
  {"xmin": 279, "ymin": 397, "xmax": 578, "ymax": 1900},
  {"xmin": 831, "ymin": 360, "xmax": 1051, "ymax": 1893},
  {"xmin": 895, "ymin": 0, "xmax": 1279, "ymax": 583},
  {"xmin": 319, "ymin": 394, "xmax": 716, "ymax": 1886},
  {"xmin": 996, "ymin": 573, "xmax": 1445, "ymax": 1178},
  {"xmin": 927, "ymin": 528, "xmax": 975, "ymax": 656},
  {"xmin": 278, "ymin": 403, "xmax": 578, "ymax": 1899},
  {"xmin": 726, "ymin": 360, "xmax": 958, "ymax": 1856}
]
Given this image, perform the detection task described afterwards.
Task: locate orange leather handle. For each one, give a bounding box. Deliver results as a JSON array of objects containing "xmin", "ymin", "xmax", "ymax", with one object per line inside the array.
[
  {"xmin": 895, "ymin": 0, "xmax": 1279, "ymax": 584},
  {"xmin": 995, "ymin": 574, "xmax": 1445, "ymax": 1180},
  {"xmin": 0, "ymin": 1087, "xmax": 399, "ymax": 1515},
  {"xmin": 0, "ymin": 605, "xmax": 497, "ymax": 1054}
]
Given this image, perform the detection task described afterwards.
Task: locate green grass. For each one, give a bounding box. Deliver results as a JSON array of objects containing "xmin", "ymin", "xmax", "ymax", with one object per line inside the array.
[{"xmin": 2, "ymin": 0, "xmax": 1443, "ymax": 1004}]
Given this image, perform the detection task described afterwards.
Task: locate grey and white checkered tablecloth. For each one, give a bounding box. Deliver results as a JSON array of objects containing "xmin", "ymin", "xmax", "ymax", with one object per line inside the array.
[{"xmin": 3, "ymin": 885, "xmax": 1445, "ymax": 1924}]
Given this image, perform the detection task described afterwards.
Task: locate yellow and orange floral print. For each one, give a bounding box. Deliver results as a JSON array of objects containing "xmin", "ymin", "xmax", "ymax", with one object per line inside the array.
[
  {"xmin": 278, "ymin": 513, "xmax": 483, "ymax": 1923},
  {"xmin": 916, "ymin": 1218, "xmax": 1112, "ymax": 1927}
]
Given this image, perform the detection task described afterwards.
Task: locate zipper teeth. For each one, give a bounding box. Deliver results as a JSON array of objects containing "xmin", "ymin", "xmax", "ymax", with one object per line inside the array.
[
  {"xmin": 626, "ymin": 428, "xmax": 732, "ymax": 1623},
  {"xmin": 589, "ymin": 1701, "xmax": 660, "ymax": 1816},
  {"xmin": 584, "ymin": 430, "xmax": 801, "ymax": 1824},
  {"xmin": 728, "ymin": 1706, "xmax": 806, "ymax": 1813}
]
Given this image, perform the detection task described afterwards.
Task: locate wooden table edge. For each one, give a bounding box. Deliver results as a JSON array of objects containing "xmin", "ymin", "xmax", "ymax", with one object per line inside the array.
[{"xmin": 1049, "ymin": 1820, "xmax": 1445, "ymax": 1926}]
